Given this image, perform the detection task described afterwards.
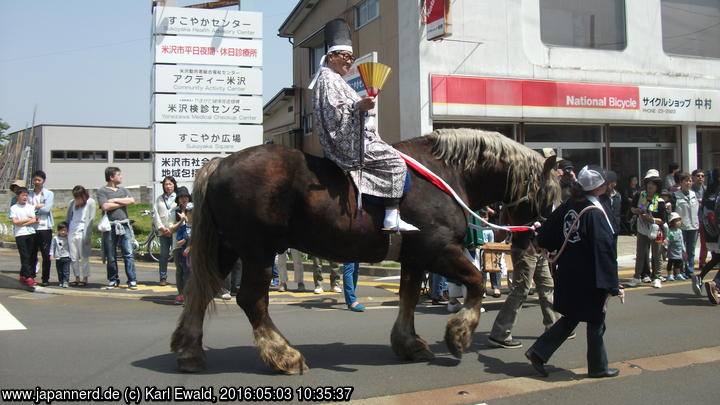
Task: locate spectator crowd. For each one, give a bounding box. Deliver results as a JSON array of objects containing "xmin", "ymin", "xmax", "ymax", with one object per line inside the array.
[{"xmin": 5, "ymin": 159, "xmax": 720, "ymax": 314}]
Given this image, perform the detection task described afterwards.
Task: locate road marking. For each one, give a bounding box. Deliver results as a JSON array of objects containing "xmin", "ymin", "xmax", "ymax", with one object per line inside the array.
[
  {"xmin": 347, "ymin": 346, "xmax": 720, "ymax": 404},
  {"xmin": 0, "ymin": 302, "xmax": 26, "ymax": 330},
  {"xmin": 374, "ymin": 275, "xmax": 401, "ymax": 281}
]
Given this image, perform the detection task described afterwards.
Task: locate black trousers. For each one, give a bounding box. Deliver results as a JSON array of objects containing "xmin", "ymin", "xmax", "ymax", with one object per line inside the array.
[
  {"xmin": 529, "ymin": 315, "xmax": 609, "ymax": 375},
  {"xmin": 16, "ymin": 234, "xmax": 37, "ymax": 279},
  {"xmin": 31, "ymin": 229, "xmax": 53, "ymax": 283}
]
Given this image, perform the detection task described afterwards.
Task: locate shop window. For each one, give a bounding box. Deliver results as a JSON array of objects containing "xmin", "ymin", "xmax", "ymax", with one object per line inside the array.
[
  {"xmin": 661, "ymin": 0, "xmax": 720, "ymax": 59},
  {"xmin": 524, "ymin": 124, "xmax": 601, "ymax": 143},
  {"xmin": 356, "ymin": 0, "xmax": 379, "ymax": 29},
  {"xmin": 539, "ymin": 0, "xmax": 627, "ymax": 50},
  {"xmin": 51, "ymin": 150, "xmax": 107, "ymax": 162},
  {"xmin": 114, "ymin": 151, "xmax": 152, "ymax": 162},
  {"xmin": 609, "ymin": 126, "xmax": 677, "ymax": 143}
]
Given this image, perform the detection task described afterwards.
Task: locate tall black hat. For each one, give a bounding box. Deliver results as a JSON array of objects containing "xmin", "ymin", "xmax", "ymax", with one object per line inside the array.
[{"xmin": 324, "ymin": 18, "xmax": 353, "ymax": 54}]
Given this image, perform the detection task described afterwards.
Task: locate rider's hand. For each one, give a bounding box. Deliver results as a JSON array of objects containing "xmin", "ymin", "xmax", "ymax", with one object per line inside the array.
[{"xmin": 356, "ymin": 97, "xmax": 376, "ymax": 111}]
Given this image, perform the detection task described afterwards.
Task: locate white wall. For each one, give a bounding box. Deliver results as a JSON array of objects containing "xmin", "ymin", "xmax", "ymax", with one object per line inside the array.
[
  {"xmin": 414, "ymin": 0, "xmax": 719, "ymax": 123},
  {"xmin": 40, "ymin": 125, "xmax": 152, "ymax": 190}
]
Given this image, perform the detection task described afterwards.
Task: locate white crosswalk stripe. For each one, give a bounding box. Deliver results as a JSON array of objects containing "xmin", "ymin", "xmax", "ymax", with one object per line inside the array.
[{"xmin": 0, "ymin": 302, "xmax": 26, "ymax": 331}]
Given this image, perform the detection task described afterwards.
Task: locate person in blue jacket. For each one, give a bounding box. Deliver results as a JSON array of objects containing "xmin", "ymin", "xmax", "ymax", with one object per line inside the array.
[{"xmin": 525, "ymin": 165, "xmax": 624, "ymax": 379}]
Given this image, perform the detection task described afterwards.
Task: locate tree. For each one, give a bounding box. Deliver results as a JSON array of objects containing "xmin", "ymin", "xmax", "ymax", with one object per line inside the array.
[{"xmin": 0, "ymin": 119, "xmax": 9, "ymax": 154}]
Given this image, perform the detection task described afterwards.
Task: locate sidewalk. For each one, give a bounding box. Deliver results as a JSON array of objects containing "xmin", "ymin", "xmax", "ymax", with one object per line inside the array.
[
  {"xmin": 0, "ymin": 248, "xmax": 400, "ymax": 305},
  {"xmin": 0, "ymin": 235, "xmax": 669, "ymax": 305}
]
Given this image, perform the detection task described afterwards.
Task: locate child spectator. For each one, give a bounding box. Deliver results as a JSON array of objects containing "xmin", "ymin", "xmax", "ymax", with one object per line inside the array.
[
  {"xmin": 173, "ymin": 201, "xmax": 193, "ymax": 305},
  {"xmin": 50, "ymin": 222, "xmax": 72, "ymax": 288},
  {"xmin": 66, "ymin": 185, "xmax": 97, "ymax": 286},
  {"xmin": 666, "ymin": 212, "xmax": 686, "ymax": 281},
  {"xmin": 9, "ymin": 187, "xmax": 38, "ymax": 289}
]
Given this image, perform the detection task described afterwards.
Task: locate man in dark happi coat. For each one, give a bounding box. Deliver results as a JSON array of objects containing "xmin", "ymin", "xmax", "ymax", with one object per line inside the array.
[{"xmin": 525, "ymin": 165, "xmax": 624, "ymax": 379}]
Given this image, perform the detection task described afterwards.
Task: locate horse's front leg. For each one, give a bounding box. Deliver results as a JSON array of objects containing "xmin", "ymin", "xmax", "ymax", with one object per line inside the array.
[
  {"xmin": 442, "ymin": 247, "xmax": 486, "ymax": 358},
  {"xmin": 238, "ymin": 255, "xmax": 308, "ymax": 375},
  {"xmin": 391, "ymin": 262, "xmax": 434, "ymax": 361}
]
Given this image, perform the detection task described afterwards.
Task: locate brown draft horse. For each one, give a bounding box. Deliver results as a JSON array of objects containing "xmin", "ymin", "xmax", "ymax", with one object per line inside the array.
[{"xmin": 171, "ymin": 128, "xmax": 560, "ymax": 374}]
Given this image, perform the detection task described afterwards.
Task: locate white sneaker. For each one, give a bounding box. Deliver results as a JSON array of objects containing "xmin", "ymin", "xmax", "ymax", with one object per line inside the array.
[
  {"xmin": 313, "ymin": 286, "xmax": 324, "ymax": 294},
  {"xmin": 652, "ymin": 279, "xmax": 662, "ymax": 288},
  {"xmin": 447, "ymin": 301, "xmax": 462, "ymax": 313},
  {"xmin": 626, "ymin": 278, "xmax": 641, "ymax": 287},
  {"xmin": 278, "ymin": 282, "xmax": 287, "ymax": 292},
  {"xmin": 642, "ymin": 276, "xmax": 652, "ymax": 283},
  {"xmin": 332, "ymin": 284, "xmax": 342, "ymax": 293},
  {"xmin": 221, "ymin": 291, "xmax": 232, "ymax": 300},
  {"xmin": 481, "ymin": 307, "xmax": 486, "ymax": 313}
]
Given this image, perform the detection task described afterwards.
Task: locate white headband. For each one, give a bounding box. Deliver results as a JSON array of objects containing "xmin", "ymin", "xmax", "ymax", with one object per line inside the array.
[{"xmin": 328, "ymin": 45, "xmax": 353, "ymax": 53}]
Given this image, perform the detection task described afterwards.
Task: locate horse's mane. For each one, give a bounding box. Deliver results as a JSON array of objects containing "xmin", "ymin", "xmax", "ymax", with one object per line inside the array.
[{"xmin": 420, "ymin": 128, "xmax": 547, "ymax": 204}]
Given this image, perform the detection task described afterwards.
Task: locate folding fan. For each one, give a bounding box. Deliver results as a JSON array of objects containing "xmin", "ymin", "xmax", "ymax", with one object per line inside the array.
[{"xmin": 357, "ymin": 62, "xmax": 392, "ymax": 97}]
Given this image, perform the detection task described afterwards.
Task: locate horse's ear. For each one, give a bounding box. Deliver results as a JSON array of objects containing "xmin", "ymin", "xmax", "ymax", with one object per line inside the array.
[{"xmin": 542, "ymin": 156, "xmax": 557, "ymax": 178}]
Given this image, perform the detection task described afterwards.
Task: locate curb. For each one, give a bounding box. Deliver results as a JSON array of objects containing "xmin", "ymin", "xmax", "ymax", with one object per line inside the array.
[
  {"xmin": 0, "ymin": 241, "xmax": 402, "ymax": 276},
  {"xmin": 0, "ymin": 272, "xmax": 400, "ymax": 305}
]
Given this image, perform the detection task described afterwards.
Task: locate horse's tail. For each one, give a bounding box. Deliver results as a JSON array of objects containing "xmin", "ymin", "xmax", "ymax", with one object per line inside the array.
[{"xmin": 185, "ymin": 157, "xmax": 224, "ymax": 313}]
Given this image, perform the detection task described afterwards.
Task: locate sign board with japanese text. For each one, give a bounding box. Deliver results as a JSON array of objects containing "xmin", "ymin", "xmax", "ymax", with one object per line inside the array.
[
  {"xmin": 426, "ymin": 0, "xmax": 451, "ymax": 40},
  {"xmin": 150, "ymin": 6, "xmax": 263, "ymax": 194},
  {"xmin": 154, "ymin": 153, "xmax": 225, "ymax": 182},
  {"xmin": 343, "ymin": 52, "xmax": 377, "ymax": 98},
  {"xmin": 153, "ymin": 94, "xmax": 262, "ymax": 124},
  {"xmin": 154, "ymin": 36, "xmax": 262, "ymax": 66},
  {"xmin": 153, "ymin": 6, "xmax": 262, "ymax": 38},
  {"xmin": 430, "ymin": 75, "xmax": 719, "ymax": 123},
  {"xmin": 153, "ymin": 65, "xmax": 262, "ymax": 95},
  {"xmin": 153, "ymin": 123, "xmax": 262, "ymax": 152}
]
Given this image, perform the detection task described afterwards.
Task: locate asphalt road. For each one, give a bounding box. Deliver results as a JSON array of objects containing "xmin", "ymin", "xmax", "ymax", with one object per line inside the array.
[{"xmin": 1, "ymin": 273, "xmax": 719, "ymax": 404}]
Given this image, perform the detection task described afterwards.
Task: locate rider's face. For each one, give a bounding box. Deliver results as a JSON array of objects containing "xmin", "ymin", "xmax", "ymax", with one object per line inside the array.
[{"xmin": 327, "ymin": 52, "xmax": 354, "ymax": 76}]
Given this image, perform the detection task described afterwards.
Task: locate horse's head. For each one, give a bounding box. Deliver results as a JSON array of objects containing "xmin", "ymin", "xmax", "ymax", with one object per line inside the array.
[{"xmin": 503, "ymin": 155, "xmax": 561, "ymax": 227}]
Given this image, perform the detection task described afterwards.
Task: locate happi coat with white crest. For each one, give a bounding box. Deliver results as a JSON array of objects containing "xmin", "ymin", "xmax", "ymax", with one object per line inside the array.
[
  {"xmin": 312, "ymin": 66, "xmax": 406, "ymax": 198},
  {"xmin": 536, "ymin": 198, "xmax": 619, "ymax": 323}
]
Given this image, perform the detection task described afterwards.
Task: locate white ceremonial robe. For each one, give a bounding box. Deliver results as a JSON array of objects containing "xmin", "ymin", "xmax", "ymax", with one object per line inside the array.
[{"xmin": 312, "ymin": 67, "xmax": 406, "ymax": 199}]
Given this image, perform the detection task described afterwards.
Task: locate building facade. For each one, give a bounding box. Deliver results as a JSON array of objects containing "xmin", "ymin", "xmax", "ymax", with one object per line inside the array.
[
  {"xmin": 5, "ymin": 124, "xmax": 152, "ymax": 191},
  {"xmin": 271, "ymin": 0, "xmax": 720, "ymax": 189}
]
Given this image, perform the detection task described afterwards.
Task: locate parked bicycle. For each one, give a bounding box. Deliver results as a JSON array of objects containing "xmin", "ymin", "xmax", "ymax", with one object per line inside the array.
[{"xmin": 134, "ymin": 209, "xmax": 165, "ymax": 262}]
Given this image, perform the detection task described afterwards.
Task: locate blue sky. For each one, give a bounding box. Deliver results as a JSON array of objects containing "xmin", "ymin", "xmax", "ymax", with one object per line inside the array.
[{"xmin": 0, "ymin": 0, "xmax": 297, "ymax": 132}]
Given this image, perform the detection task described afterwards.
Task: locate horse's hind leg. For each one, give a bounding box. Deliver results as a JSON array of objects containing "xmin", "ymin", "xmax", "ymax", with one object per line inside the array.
[
  {"xmin": 442, "ymin": 248, "xmax": 485, "ymax": 358},
  {"xmin": 391, "ymin": 262, "xmax": 434, "ymax": 361},
  {"xmin": 171, "ymin": 252, "xmax": 236, "ymax": 372},
  {"xmin": 238, "ymin": 255, "xmax": 308, "ymax": 375}
]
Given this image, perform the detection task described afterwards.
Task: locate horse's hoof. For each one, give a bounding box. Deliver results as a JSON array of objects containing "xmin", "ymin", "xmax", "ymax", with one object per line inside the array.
[
  {"xmin": 409, "ymin": 346, "xmax": 435, "ymax": 362},
  {"xmin": 279, "ymin": 360, "xmax": 310, "ymax": 375},
  {"xmin": 177, "ymin": 352, "xmax": 206, "ymax": 373},
  {"xmin": 444, "ymin": 332, "xmax": 464, "ymax": 359},
  {"xmin": 392, "ymin": 334, "xmax": 435, "ymax": 361},
  {"xmin": 445, "ymin": 315, "xmax": 474, "ymax": 359}
]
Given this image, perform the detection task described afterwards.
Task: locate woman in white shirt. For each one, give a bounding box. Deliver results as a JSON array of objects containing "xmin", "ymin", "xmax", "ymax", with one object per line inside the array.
[
  {"xmin": 66, "ymin": 185, "xmax": 97, "ymax": 286},
  {"xmin": 153, "ymin": 176, "xmax": 177, "ymax": 286}
]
